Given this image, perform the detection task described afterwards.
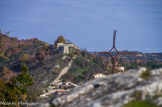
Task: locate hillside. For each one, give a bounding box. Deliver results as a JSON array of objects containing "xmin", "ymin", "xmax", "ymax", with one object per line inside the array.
[
  {"xmin": 97, "ymin": 51, "xmax": 162, "ymax": 70},
  {"xmin": 0, "ymin": 33, "xmax": 110, "ymax": 102},
  {"xmin": 0, "ymin": 32, "xmax": 162, "ymax": 103},
  {"xmin": 0, "ymin": 33, "xmax": 45, "ymax": 72}
]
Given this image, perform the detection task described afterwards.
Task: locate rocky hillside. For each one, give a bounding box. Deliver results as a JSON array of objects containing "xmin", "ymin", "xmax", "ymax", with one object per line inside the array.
[
  {"xmin": 0, "ymin": 33, "xmax": 110, "ymax": 102},
  {"xmin": 42, "ymin": 68, "xmax": 162, "ymax": 107},
  {"xmin": 1, "ymin": 32, "xmax": 162, "ymax": 104}
]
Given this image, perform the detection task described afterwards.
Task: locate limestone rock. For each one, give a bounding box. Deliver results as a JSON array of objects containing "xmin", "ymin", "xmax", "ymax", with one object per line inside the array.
[{"xmin": 40, "ymin": 68, "xmax": 162, "ymax": 107}]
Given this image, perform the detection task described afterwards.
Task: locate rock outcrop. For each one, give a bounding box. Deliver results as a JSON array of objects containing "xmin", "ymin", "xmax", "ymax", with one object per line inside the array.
[{"xmin": 40, "ymin": 68, "xmax": 162, "ymax": 107}]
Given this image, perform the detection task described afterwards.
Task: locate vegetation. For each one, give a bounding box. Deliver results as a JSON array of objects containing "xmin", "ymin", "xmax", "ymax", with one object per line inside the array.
[
  {"xmin": 146, "ymin": 62, "xmax": 162, "ymax": 70},
  {"xmin": 17, "ymin": 64, "xmax": 34, "ymax": 101},
  {"xmin": 0, "ymin": 31, "xmax": 162, "ymax": 104},
  {"xmin": 0, "ymin": 52, "xmax": 4, "ymax": 57},
  {"xmin": 140, "ymin": 69, "xmax": 152, "ymax": 80},
  {"xmin": 61, "ymin": 51, "xmax": 108, "ymax": 84},
  {"xmin": 0, "ymin": 80, "xmax": 19, "ymax": 107},
  {"xmin": 2, "ymin": 66, "xmax": 9, "ymax": 72},
  {"xmin": 54, "ymin": 35, "xmax": 66, "ymax": 47},
  {"xmin": 0, "ymin": 64, "xmax": 33, "ymax": 106},
  {"xmin": 27, "ymin": 87, "xmax": 42, "ymax": 102},
  {"xmin": 153, "ymin": 94, "xmax": 162, "ymax": 99},
  {"xmin": 120, "ymin": 61, "xmax": 162, "ymax": 71},
  {"xmin": 20, "ymin": 54, "xmax": 30, "ymax": 61},
  {"xmin": 123, "ymin": 100, "xmax": 158, "ymax": 107}
]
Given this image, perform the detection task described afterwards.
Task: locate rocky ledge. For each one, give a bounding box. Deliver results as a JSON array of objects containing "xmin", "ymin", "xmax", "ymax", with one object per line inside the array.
[{"xmin": 41, "ymin": 68, "xmax": 162, "ymax": 107}]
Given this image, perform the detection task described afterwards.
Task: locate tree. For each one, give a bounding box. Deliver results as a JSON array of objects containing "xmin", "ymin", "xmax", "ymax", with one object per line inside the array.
[
  {"xmin": 17, "ymin": 64, "xmax": 34, "ymax": 101},
  {"xmin": 0, "ymin": 80, "xmax": 19, "ymax": 106},
  {"xmin": 54, "ymin": 35, "xmax": 66, "ymax": 47},
  {"xmin": 20, "ymin": 54, "xmax": 30, "ymax": 61},
  {"xmin": 0, "ymin": 64, "xmax": 34, "ymax": 106},
  {"xmin": 57, "ymin": 35, "xmax": 66, "ymax": 43},
  {"xmin": 36, "ymin": 50, "xmax": 45, "ymax": 61},
  {"xmin": 2, "ymin": 66, "xmax": 9, "ymax": 72},
  {"xmin": 5, "ymin": 30, "xmax": 10, "ymax": 35}
]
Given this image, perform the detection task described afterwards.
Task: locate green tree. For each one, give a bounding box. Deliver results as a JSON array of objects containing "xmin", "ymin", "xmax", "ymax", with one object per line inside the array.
[
  {"xmin": 0, "ymin": 79, "xmax": 19, "ymax": 107},
  {"xmin": 2, "ymin": 66, "xmax": 9, "ymax": 72},
  {"xmin": 17, "ymin": 64, "xmax": 34, "ymax": 101},
  {"xmin": 54, "ymin": 35, "xmax": 66, "ymax": 47},
  {"xmin": 20, "ymin": 54, "xmax": 30, "ymax": 61},
  {"xmin": 0, "ymin": 64, "xmax": 34, "ymax": 106}
]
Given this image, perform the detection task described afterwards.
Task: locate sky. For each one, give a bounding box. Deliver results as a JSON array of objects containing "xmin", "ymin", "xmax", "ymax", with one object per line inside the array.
[{"xmin": 0, "ymin": 0, "xmax": 162, "ymax": 52}]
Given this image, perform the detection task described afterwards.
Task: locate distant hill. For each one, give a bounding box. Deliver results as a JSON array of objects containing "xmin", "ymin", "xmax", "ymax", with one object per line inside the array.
[{"xmin": 96, "ymin": 51, "xmax": 162, "ymax": 70}]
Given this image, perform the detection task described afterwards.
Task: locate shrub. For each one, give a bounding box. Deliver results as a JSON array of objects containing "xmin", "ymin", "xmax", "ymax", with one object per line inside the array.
[
  {"xmin": 153, "ymin": 94, "xmax": 162, "ymax": 99},
  {"xmin": 20, "ymin": 54, "xmax": 30, "ymax": 61},
  {"xmin": 0, "ymin": 52, "xmax": 4, "ymax": 57},
  {"xmin": 140, "ymin": 69, "xmax": 151, "ymax": 80},
  {"xmin": 2, "ymin": 66, "xmax": 9, "ymax": 72},
  {"xmin": 123, "ymin": 100, "xmax": 158, "ymax": 107},
  {"xmin": 54, "ymin": 35, "xmax": 66, "ymax": 47}
]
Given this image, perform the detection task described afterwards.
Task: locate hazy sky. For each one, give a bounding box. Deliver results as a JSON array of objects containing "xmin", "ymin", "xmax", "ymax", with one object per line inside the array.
[{"xmin": 0, "ymin": 0, "xmax": 162, "ymax": 52}]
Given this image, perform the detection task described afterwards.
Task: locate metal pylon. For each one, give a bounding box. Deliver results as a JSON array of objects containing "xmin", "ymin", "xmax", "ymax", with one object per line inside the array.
[{"xmin": 96, "ymin": 30, "xmax": 133, "ymax": 74}]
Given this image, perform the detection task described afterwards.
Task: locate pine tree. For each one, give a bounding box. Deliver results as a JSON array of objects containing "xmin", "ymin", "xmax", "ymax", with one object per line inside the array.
[{"xmin": 17, "ymin": 64, "xmax": 34, "ymax": 101}]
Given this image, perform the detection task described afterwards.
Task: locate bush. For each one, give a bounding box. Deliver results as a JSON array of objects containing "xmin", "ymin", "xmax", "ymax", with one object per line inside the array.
[
  {"xmin": 123, "ymin": 100, "xmax": 158, "ymax": 107},
  {"xmin": 54, "ymin": 35, "xmax": 66, "ymax": 47},
  {"xmin": 0, "ymin": 52, "xmax": 4, "ymax": 57},
  {"xmin": 20, "ymin": 54, "xmax": 30, "ymax": 61},
  {"xmin": 2, "ymin": 66, "xmax": 10, "ymax": 73},
  {"xmin": 140, "ymin": 69, "xmax": 151, "ymax": 80}
]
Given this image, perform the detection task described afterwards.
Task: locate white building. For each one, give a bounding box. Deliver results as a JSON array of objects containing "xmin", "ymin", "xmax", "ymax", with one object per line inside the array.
[
  {"xmin": 114, "ymin": 67, "xmax": 124, "ymax": 72},
  {"xmin": 57, "ymin": 43, "xmax": 79, "ymax": 54},
  {"xmin": 93, "ymin": 73, "xmax": 106, "ymax": 79},
  {"xmin": 64, "ymin": 81, "xmax": 78, "ymax": 87}
]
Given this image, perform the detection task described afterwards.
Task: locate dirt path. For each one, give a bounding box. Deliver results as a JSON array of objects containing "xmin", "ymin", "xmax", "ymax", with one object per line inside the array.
[
  {"xmin": 40, "ymin": 55, "xmax": 77, "ymax": 97},
  {"xmin": 49, "ymin": 55, "xmax": 76, "ymax": 88}
]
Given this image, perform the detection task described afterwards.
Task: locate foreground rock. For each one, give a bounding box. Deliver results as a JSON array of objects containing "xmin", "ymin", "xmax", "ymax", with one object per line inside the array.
[{"xmin": 40, "ymin": 68, "xmax": 162, "ymax": 107}]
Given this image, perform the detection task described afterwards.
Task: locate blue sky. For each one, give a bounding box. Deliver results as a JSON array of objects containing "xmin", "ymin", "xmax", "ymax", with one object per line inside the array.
[{"xmin": 0, "ymin": 0, "xmax": 162, "ymax": 52}]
